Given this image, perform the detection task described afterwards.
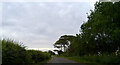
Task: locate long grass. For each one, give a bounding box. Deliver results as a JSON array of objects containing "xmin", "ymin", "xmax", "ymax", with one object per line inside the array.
[
  {"xmin": 2, "ymin": 39, "xmax": 51, "ymax": 65},
  {"xmin": 62, "ymin": 55, "xmax": 120, "ymax": 65}
]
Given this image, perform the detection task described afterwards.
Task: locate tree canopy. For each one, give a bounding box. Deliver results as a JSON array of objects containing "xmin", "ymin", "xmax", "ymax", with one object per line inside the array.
[{"xmin": 54, "ymin": 2, "xmax": 120, "ymax": 56}]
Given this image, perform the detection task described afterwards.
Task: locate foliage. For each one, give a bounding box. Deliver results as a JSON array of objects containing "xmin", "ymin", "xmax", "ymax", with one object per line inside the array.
[
  {"xmin": 54, "ymin": 1, "xmax": 120, "ymax": 64},
  {"xmin": 0, "ymin": 40, "xmax": 2, "ymax": 65},
  {"xmin": 54, "ymin": 35, "xmax": 75, "ymax": 53},
  {"xmin": 48, "ymin": 50, "xmax": 56, "ymax": 55},
  {"xmin": 2, "ymin": 39, "xmax": 51, "ymax": 65},
  {"xmin": 2, "ymin": 39, "xmax": 30, "ymax": 65},
  {"xmin": 27, "ymin": 50, "xmax": 51, "ymax": 63},
  {"xmin": 67, "ymin": 2, "xmax": 120, "ymax": 56}
]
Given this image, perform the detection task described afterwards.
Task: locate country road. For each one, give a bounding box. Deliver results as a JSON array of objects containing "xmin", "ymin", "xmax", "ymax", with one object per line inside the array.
[
  {"xmin": 49, "ymin": 56, "xmax": 78, "ymax": 63},
  {"xmin": 44, "ymin": 56, "xmax": 86, "ymax": 65}
]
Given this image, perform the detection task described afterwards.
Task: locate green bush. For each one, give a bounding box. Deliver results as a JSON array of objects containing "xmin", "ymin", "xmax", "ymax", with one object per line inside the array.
[
  {"xmin": 27, "ymin": 50, "xmax": 51, "ymax": 63},
  {"xmin": 2, "ymin": 39, "xmax": 51, "ymax": 65},
  {"xmin": 2, "ymin": 39, "xmax": 31, "ymax": 65}
]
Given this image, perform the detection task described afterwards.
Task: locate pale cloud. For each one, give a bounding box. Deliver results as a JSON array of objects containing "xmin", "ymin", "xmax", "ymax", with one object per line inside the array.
[
  {"xmin": 2, "ymin": 2, "xmax": 97, "ymax": 49},
  {"xmin": 0, "ymin": 3, "xmax": 2, "ymax": 39},
  {"xmin": 1, "ymin": 0, "xmax": 99, "ymax": 2}
]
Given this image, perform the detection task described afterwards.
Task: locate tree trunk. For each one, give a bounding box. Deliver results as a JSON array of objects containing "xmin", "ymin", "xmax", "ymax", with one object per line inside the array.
[{"xmin": 61, "ymin": 44, "xmax": 62, "ymax": 51}]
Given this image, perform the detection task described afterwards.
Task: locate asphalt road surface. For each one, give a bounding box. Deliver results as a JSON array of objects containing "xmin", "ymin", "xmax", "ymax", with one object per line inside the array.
[{"xmin": 44, "ymin": 56, "xmax": 86, "ymax": 65}]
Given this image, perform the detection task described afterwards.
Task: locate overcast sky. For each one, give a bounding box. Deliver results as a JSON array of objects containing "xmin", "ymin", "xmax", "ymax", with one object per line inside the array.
[{"xmin": 1, "ymin": 0, "xmax": 98, "ymax": 50}]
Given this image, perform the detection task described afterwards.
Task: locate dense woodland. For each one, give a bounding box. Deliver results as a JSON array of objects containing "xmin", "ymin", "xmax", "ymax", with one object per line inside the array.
[{"xmin": 54, "ymin": 2, "xmax": 120, "ymax": 64}]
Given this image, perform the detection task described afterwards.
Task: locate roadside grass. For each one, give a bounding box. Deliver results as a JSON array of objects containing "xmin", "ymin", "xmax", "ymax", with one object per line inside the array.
[
  {"xmin": 57, "ymin": 55, "xmax": 120, "ymax": 65},
  {"xmin": 56, "ymin": 55, "xmax": 94, "ymax": 64}
]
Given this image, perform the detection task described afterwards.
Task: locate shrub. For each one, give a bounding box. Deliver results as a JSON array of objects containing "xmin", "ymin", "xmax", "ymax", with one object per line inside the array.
[
  {"xmin": 2, "ymin": 39, "xmax": 51, "ymax": 65},
  {"xmin": 2, "ymin": 39, "xmax": 31, "ymax": 65},
  {"xmin": 27, "ymin": 50, "xmax": 51, "ymax": 63}
]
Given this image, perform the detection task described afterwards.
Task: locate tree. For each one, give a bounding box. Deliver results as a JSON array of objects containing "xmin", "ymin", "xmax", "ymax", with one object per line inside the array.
[
  {"xmin": 65, "ymin": 1, "xmax": 120, "ymax": 56},
  {"xmin": 54, "ymin": 35, "xmax": 75, "ymax": 52}
]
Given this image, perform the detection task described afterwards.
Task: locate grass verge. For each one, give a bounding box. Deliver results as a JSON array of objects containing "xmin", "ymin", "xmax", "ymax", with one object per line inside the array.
[{"xmin": 57, "ymin": 55, "xmax": 120, "ymax": 65}]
